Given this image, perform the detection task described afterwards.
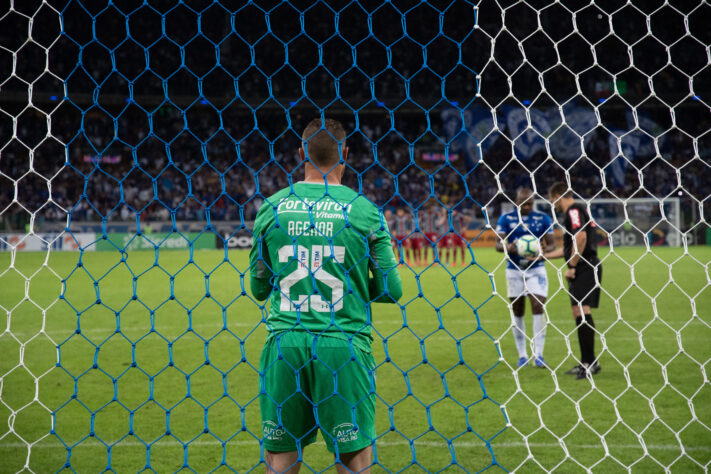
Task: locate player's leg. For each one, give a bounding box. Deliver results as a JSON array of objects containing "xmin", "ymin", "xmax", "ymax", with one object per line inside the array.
[
  {"xmin": 459, "ymin": 237, "xmax": 468, "ymax": 267},
  {"xmin": 426, "ymin": 233, "xmax": 437, "ymax": 266},
  {"xmin": 524, "ymin": 266, "xmax": 549, "ymax": 367},
  {"xmin": 391, "ymin": 236, "xmax": 399, "ymax": 264},
  {"xmin": 421, "ymin": 238, "xmax": 428, "ymax": 266},
  {"xmin": 435, "ymin": 237, "xmax": 443, "ymax": 265},
  {"xmin": 431, "ymin": 233, "xmax": 439, "ymax": 265},
  {"xmin": 260, "ymin": 333, "xmax": 318, "ymax": 471},
  {"xmin": 336, "ymin": 446, "xmax": 372, "ymax": 474},
  {"xmin": 449, "ymin": 235, "xmax": 457, "ymax": 265},
  {"xmin": 412, "ymin": 234, "xmax": 424, "ymax": 266},
  {"xmin": 528, "ymin": 293, "xmax": 547, "ymax": 367},
  {"xmin": 507, "ymin": 269, "xmax": 528, "ymax": 367},
  {"xmin": 450, "ymin": 234, "xmax": 460, "ymax": 266},
  {"xmin": 395, "ymin": 237, "xmax": 405, "ymax": 266},
  {"xmin": 438, "ymin": 234, "xmax": 447, "ymax": 264},
  {"xmin": 419, "ymin": 235, "xmax": 427, "ymax": 266},
  {"xmin": 568, "ymin": 303, "xmax": 597, "ymax": 378},
  {"xmin": 443, "ymin": 234, "xmax": 453, "ymax": 265},
  {"xmin": 313, "ymin": 337, "xmax": 375, "ymax": 470},
  {"xmin": 402, "ymin": 237, "xmax": 413, "ymax": 266},
  {"xmin": 566, "ymin": 265, "xmax": 603, "ymax": 379},
  {"xmin": 265, "ymin": 451, "xmax": 301, "ymax": 474},
  {"xmin": 400, "ymin": 238, "xmax": 408, "ymax": 266},
  {"xmin": 511, "ymin": 297, "xmax": 528, "ymax": 366},
  {"xmin": 436, "ymin": 235, "xmax": 444, "ymax": 266}
]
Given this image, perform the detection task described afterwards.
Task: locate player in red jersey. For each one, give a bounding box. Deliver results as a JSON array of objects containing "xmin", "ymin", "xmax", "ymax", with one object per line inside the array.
[
  {"xmin": 437, "ymin": 207, "xmax": 471, "ymax": 266},
  {"xmin": 384, "ymin": 208, "xmax": 398, "ymax": 260},
  {"xmin": 394, "ymin": 207, "xmax": 414, "ymax": 266},
  {"xmin": 419, "ymin": 203, "xmax": 441, "ymax": 266},
  {"xmin": 410, "ymin": 209, "xmax": 427, "ymax": 266}
]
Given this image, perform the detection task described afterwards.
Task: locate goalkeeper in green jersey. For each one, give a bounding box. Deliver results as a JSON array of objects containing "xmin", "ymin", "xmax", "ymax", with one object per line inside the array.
[{"xmin": 249, "ymin": 118, "xmax": 402, "ymax": 473}]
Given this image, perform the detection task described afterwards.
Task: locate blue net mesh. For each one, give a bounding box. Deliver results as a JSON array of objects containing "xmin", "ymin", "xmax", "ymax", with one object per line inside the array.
[
  {"xmin": 0, "ymin": 0, "xmax": 507, "ymax": 471},
  {"xmin": 3, "ymin": 0, "xmax": 710, "ymax": 472}
]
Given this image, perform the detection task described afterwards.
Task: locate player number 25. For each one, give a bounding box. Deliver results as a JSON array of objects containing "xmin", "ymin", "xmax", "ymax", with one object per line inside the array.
[{"xmin": 277, "ymin": 244, "xmax": 346, "ymax": 313}]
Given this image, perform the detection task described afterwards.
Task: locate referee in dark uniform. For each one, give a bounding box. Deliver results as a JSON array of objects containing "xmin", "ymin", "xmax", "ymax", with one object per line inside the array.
[{"xmin": 544, "ymin": 182, "xmax": 602, "ymax": 380}]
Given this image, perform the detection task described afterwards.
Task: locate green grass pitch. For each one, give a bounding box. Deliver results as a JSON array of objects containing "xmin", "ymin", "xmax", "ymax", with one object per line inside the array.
[{"xmin": 0, "ymin": 246, "xmax": 709, "ymax": 472}]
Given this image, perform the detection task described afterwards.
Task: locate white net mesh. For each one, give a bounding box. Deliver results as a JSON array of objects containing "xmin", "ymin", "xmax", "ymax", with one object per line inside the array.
[{"xmin": 0, "ymin": 0, "xmax": 709, "ymax": 471}]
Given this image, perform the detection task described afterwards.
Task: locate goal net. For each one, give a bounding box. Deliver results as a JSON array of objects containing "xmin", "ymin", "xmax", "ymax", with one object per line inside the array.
[{"xmin": 1, "ymin": 0, "xmax": 709, "ymax": 472}]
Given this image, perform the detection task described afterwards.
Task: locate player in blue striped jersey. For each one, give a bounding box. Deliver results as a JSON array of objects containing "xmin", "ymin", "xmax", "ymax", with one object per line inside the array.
[{"xmin": 496, "ymin": 188, "xmax": 556, "ymax": 368}]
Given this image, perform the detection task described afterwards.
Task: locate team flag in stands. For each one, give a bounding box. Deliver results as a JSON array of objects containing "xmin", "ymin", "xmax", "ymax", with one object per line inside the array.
[
  {"xmin": 441, "ymin": 106, "xmax": 501, "ymax": 169},
  {"xmin": 607, "ymin": 129, "xmax": 641, "ymax": 187},
  {"xmin": 625, "ymin": 110, "xmax": 667, "ymax": 157},
  {"xmin": 548, "ymin": 105, "xmax": 599, "ymax": 161},
  {"xmin": 444, "ymin": 104, "xmax": 666, "ymax": 170},
  {"xmin": 502, "ymin": 105, "xmax": 551, "ymax": 159}
]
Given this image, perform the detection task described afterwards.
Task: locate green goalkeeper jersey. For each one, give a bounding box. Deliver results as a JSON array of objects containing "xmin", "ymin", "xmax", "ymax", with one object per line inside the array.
[{"xmin": 249, "ymin": 182, "xmax": 402, "ymax": 349}]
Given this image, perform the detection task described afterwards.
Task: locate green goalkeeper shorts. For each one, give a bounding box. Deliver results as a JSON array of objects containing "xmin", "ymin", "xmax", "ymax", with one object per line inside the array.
[{"xmin": 259, "ymin": 331, "xmax": 376, "ymax": 454}]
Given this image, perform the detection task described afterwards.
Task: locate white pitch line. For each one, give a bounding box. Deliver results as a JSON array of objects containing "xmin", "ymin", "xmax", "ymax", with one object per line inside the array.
[
  {"xmin": 6, "ymin": 330, "xmax": 705, "ymax": 346},
  {"xmin": 1, "ymin": 438, "xmax": 710, "ymax": 452},
  {"xmin": 2, "ymin": 439, "xmax": 711, "ymax": 453},
  {"xmin": 7, "ymin": 318, "xmax": 709, "ymax": 341}
]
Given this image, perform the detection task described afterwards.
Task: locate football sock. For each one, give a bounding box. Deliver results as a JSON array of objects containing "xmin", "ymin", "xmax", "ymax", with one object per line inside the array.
[
  {"xmin": 532, "ymin": 313, "xmax": 546, "ymax": 358},
  {"xmin": 512, "ymin": 315, "xmax": 528, "ymax": 359},
  {"xmin": 575, "ymin": 314, "xmax": 596, "ymax": 364},
  {"xmin": 584, "ymin": 313, "xmax": 596, "ymax": 363}
]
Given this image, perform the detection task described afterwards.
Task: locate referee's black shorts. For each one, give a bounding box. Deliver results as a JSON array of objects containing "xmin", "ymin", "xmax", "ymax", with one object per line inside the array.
[{"xmin": 568, "ymin": 262, "xmax": 602, "ymax": 308}]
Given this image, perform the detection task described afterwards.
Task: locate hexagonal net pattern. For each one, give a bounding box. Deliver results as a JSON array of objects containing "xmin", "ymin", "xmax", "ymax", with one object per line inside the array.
[{"xmin": 0, "ymin": 0, "xmax": 709, "ymax": 472}]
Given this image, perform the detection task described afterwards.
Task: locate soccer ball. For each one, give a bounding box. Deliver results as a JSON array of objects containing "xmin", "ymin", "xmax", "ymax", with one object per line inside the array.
[{"xmin": 516, "ymin": 234, "xmax": 540, "ymax": 258}]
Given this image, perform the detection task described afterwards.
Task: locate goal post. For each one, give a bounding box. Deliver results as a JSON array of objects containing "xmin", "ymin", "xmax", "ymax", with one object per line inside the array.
[{"xmin": 510, "ymin": 197, "xmax": 685, "ymax": 248}]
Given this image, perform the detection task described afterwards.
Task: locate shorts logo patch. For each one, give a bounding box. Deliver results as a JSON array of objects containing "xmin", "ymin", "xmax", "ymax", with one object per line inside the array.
[
  {"xmin": 334, "ymin": 423, "xmax": 359, "ymax": 443},
  {"xmin": 263, "ymin": 421, "xmax": 285, "ymax": 441}
]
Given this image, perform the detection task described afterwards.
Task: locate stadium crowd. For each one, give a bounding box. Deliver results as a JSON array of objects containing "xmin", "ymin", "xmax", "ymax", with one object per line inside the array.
[
  {"xmin": 0, "ymin": 104, "xmax": 708, "ymax": 230},
  {"xmin": 1, "ymin": 0, "xmax": 709, "ymax": 230}
]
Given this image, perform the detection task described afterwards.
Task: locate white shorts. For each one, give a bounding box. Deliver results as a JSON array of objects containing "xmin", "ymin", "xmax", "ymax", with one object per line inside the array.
[{"xmin": 506, "ymin": 266, "xmax": 548, "ymax": 299}]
